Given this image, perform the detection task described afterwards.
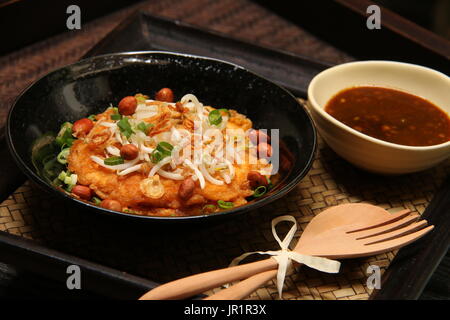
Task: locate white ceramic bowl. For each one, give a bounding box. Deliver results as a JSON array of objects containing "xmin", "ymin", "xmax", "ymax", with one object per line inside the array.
[{"xmin": 307, "ymin": 60, "xmax": 450, "ymax": 174}]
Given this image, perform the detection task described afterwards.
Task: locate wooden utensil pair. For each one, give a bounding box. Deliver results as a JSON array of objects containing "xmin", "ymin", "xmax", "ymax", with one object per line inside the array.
[{"xmin": 139, "ymin": 203, "xmax": 433, "ymax": 300}]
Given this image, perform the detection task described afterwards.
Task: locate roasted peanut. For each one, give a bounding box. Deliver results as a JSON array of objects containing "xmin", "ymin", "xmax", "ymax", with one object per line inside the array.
[
  {"xmin": 100, "ymin": 199, "xmax": 122, "ymax": 211},
  {"xmin": 72, "ymin": 185, "xmax": 92, "ymax": 200},
  {"xmin": 118, "ymin": 96, "xmax": 137, "ymax": 115},
  {"xmin": 120, "ymin": 144, "xmax": 139, "ymax": 160},
  {"xmin": 155, "ymin": 88, "xmax": 174, "ymax": 102},
  {"xmin": 72, "ymin": 118, "xmax": 94, "ymax": 137},
  {"xmin": 247, "ymin": 171, "xmax": 268, "ymax": 189},
  {"xmin": 178, "ymin": 177, "xmax": 195, "ymax": 200}
]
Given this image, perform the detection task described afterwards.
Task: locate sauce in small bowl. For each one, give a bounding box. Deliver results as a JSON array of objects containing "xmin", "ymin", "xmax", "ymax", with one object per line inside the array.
[
  {"xmin": 307, "ymin": 60, "xmax": 450, "ymax": 174},
  {"xmin": 325, "ymin": 86, "xmax": 450, "ymax": 147}
]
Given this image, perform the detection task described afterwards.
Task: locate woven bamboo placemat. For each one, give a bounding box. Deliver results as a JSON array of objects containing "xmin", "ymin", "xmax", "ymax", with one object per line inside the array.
[{"xmin": 2, "ymin": 104, "xmax": 448, "ymax": 299}]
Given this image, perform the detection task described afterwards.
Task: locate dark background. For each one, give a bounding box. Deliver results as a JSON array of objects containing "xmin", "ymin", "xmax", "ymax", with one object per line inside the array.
[
  {"xmin": 1, "ymin": 0, "xmax": 449, "ymax": 56},
  {"xmin": 375, "ymin": 0, "xmax": 450, "ymax": 39}
]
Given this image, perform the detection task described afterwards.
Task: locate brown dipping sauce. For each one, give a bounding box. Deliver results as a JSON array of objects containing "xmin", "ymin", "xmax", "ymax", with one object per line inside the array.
[{"xmin": 325, "ymin": 86, "xmax": 450, "ymax": 146}]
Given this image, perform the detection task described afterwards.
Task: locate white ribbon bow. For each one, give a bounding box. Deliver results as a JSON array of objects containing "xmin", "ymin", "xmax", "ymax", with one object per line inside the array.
[{"xmin": 229, "ymin": 215, "xmax": 341, "ymax": 299}]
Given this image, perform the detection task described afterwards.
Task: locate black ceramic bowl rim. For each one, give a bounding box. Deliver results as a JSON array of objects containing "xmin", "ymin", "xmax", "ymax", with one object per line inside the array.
[{"xmin": 6, "ymin": 51, "xmax": 317, "ymax": 222}]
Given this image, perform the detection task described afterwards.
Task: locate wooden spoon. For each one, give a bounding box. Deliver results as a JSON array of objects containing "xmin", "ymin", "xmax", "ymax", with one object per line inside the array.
[
  {"xmin": 206, "ymin": 204, "xmax": 433, "ymax": 300},
  {"xmin": 139, "ymin": 203, "xmax": 433, "ymax": 300}
]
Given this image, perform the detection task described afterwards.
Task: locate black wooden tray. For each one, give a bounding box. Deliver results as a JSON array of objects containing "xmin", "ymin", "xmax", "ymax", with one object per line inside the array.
[{"xmin": 0, "ymin": 11, "xmax": 448, "ymax": 300}]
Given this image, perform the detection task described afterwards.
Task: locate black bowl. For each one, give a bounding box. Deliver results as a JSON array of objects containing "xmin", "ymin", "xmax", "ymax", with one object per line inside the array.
[{"xmin": 6, "ymin": 51, "xmax": 316, "ymax": 222}]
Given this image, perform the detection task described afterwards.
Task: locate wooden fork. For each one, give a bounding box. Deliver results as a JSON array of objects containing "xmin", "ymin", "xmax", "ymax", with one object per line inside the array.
[
  {"xmin": 205, "ymin": 210, "xmax": 432, "ymax": 299},
  {"xmin": 139, "ymin": 204, "xmax": 433, "ymax": 300}
]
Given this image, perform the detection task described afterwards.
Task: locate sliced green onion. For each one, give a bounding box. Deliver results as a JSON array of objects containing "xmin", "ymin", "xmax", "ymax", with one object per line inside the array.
[
  {"xmin": 150, "ymin": 150, "xmax": 163, "ymax": 163},
  {"xmin": 58, "ymin": 171, "xmax": 67, "ymax": 181},
  {"xmin": 55, "ymin": 122, "xmax": 75, "ymax": 147},
  {"xmin": 137, "ymin": 122, "xmax": 153, "ymax": 134},
  {"xmin": 64, "ymin": 173, "xmax": 77, "ymax": 186},
  {"xmin": 104, "ymin": 156, "xmax": 124, "ymax": 166},
  {"xmin": 217, "ymin": 200, "xmax": 234, "ymax": 209},
  {"xmin": 117, "ymin": 117, "xmax": 134, "ymax": 138},
  {"xmin": 58, "ymin": 170, "xmax": 77, "ymax": 188},
  {"xmin": 208, "ymin": 109, "xmax": 222, "ymax": 126},
  {"xmin": 70, "ymin": 174, "xmax": 77, "ymax": 185},
  {"xmin": 57, "ymin": 148, "xmax": 70, "ymax": 164},
  {"xmin": 150, "ymin": 142, "xmax": 174, "ymax": 163},
  {"xmin": 64, "ymin": 176, "xmax": 73, "ymax": 184},
  {"xmin": 88, "ymin": 114, "xmax": 97, "ymax": 121},
  {"xmin": 253, "ymin": 185, "xmax": 267, "ymax": 198},
  {"xmin": 111, "ymin": 113, "xmax": 122, "ymax": 121},
  {"xmin": 59, "ymin": 122, "xmax": 72, "ymax": 132},
  {"xmin": 91, "ymin": 197, "xmax": 102, "ymax": 205},
  {"xmin": 60, "ymin": 139, "xmax": 75, "ymax": 150},
  {"xmin": 156, "ymin": 142, "xmax": 174, "ymax": 155}
]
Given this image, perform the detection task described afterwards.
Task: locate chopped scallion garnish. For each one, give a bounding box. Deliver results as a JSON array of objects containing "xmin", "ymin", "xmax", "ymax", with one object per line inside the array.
[
  {"xmin": 63, "ymin": 176, "xmax": 72, "ymax": 184},
  {"xmin": 156, "ymin": 141, "xmax": 174, "ymax": 155},
  {"xmin": 217, "ymin": 200, "xmax": 234, "ymax": 209},
  {"xmin": 64, "ymin": 174, "xmax": 77, "ymax": 186},
  {"xmin": 150, "ymin": 142, "xmax": 174, "ymax": 163},
  {"xmin": 55, "ymin": 122, "xmax": 75, "ymax": 147},
  {"xmin": 150, "ymin": 150, "xmax": 163, "ymax": 163},
  {"xmin": 91, "ymin": 197, "xmax": 102, "ymax": 205},
  {"xmin": 104, "ymin": 156, "xmax": 124, "ymax": 166},
  {"xmin": 56, "ymin": 148, "xmax": 70, "ymax": 165},
  {"xmin": 58, "ymin": 171, "xmax": 67, "ymax": 181},
  {"xmin": 253, "ymin": 185, "xmax": 267, "ymax": 198},
  {"xmin": 57, "ymin": 170, "xmax": 77, "ymax": 189},
  {"xmin": 137, "ymin": 122, "xmax": 153, "ymax": 134},
  {"xmin": 111, "ymin": 113, "xmax": 122, "ymax": 121},
  {"xmin": 117, "ymin": 117, "xmax": 134, "ymax": 138},
  {"xmin": 208, "ymin": 109, "xmax": 222, "ymax": 126}
]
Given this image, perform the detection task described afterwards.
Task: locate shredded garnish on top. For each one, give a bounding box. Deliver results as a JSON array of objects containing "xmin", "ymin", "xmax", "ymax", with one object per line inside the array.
[{"xmin": 85, "ymin": 94, "xmax": 271, "ymax": 189}]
